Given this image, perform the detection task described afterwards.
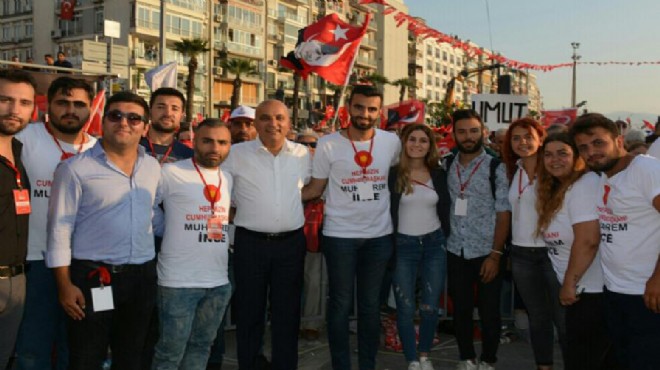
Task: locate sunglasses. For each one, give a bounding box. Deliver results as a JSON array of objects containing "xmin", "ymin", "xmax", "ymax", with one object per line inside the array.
[
  {"xmin": 104, "ymin": 110, "xmax": 147, "ymax": 126},
  {"xmin": 298, "ymin": 142, "xmax": 317, "ymax": 148}
]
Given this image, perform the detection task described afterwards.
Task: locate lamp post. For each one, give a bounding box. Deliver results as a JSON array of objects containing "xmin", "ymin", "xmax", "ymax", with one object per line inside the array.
[{"xmin": 571, "ymin": 42, "xmax": 580, "ymax": 107}]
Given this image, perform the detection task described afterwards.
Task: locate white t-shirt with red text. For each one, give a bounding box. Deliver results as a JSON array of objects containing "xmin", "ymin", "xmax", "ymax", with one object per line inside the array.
[
  {"xmin": 596, "ymin": 155, "xmax": 660, "ymax": 295},
  {"xmin": 155, "ymin": 159, "xmax": 232, "ymax": 288},
  {"xmin": 16, "ymin": 123, "xmax": 97, "ymax": 261},
  {"xmin": 312, "ymin": 129, "xmax": 401, "ymax": 238},
  {"xmin": 543, "ymin": 172, "xmax": 604, "ymax": 293}
]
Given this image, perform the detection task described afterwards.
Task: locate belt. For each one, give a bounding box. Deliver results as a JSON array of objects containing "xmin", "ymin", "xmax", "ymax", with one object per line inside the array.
[
  {"xmin": 73, "ymin": 259, "xmax": 153, "ymax": 274},
  {"xmin": 237, "ymin": 227, "xmax": 302, "ymax": 241},
  {"xmin": 0, "ymin": 264, "xmax": 25, "ymax": 279}
]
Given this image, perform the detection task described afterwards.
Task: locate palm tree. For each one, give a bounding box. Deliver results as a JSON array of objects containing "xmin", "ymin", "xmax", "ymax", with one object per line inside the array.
[
  {"xmin": 173, "ymin": 38, "xmax": 209, "ymax": 125},
  {"xmin": 219, "ymin": 58, "xmax": 259, "ymax": 110},
  {"xmin": 391, "ymin": 77, "xmax": 416, "ymax": 103},
  {"xmin": 359, "ymin": 72, "xmax": 389, "ymax": 89}
]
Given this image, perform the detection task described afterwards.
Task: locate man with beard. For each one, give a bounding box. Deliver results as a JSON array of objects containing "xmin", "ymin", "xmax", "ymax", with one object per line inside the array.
[
  {"xmin": 228, "ymin": 105, "xmax": 256, "ymax": 144},
  {"xmin": 0, "ymin": 69, "xmax": 36, "ymax": 370},
  {"xmin": 302, "ymin": 85, "xmax": 401, "ymax": 370},
  {"xmin": 14, "ymin": 77, "xmax": 97, "ymax": 370},
  {"xmin": 151, "ymin": 119, "xmax": 233, "ymax": 369},
  {"xmin": 569, "ymin": 113, "xmax": 660, "ymax": 370},
  {"xmin": 140, "ymin": 87, "xmax": 193, "ymax": 164},
  {"xmin": 47, "ymin": 92, "xmax": 160, "ymax": 370},
  {"xmin": 444, "ymin": 109, "xmax": 510, "ymax": 370}
]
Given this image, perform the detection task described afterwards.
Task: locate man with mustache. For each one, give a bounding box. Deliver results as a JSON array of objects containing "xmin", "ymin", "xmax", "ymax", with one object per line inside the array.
[
  {"xmin": 14, "ymin": 77, "xmax": 97, "ymax": 370},
  {"xmin": 0, "ymin": 69, "xmax": 36, "ymax": 370},
  {"xmin": 302, "ymin": 84, "xmax": 401, "ymax": 370},
  {"xmin": 140, "ymin": 87, "xmax": 193, "ymax": 165},
  {"xmin": 444, "ymin": 109, "xmax": 510, "ymax": 370}
]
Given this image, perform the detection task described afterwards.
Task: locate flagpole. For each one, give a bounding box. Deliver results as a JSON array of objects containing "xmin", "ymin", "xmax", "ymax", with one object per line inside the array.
[{"xmin": 331, "ymin": 12, "xmax": 372, "ymax": 131}]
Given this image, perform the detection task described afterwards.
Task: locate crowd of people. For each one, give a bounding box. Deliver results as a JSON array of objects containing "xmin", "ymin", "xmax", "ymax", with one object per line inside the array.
[{"xmin": 1, "ymin": 68, "xmax": 659, "ymax": 370}]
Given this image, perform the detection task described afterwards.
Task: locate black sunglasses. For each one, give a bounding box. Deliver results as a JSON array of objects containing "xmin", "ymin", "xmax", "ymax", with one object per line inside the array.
[
  {"xmin": 298, "ymin": 142, "xmax": 317, "ymax": 148},
  {"xmin": 104, "ymin": 110, "xmax": 147, "ymax": 126}
]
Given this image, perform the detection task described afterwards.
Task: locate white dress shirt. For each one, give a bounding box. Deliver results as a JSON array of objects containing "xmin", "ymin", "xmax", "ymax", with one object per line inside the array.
[{"xmin": 222, "ymin": 138, "xmax": 311, "ymax": 233}]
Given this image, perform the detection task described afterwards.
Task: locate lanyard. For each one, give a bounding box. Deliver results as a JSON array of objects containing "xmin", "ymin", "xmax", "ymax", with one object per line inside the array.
[
  {"xmin": 456, "ymin": 157, "xmax": 485, "ymax": 197},
  {"xmin": 192, "ymin": 158, "xmax": 221, "ymax": 214},
  {"xmin": 517, "ymin": 168, "xmax": 534, "ymax": 200},
  {"xmin": 147, "ymin": 138, "xmax": 174, "ymax": 165},
  {"xmin": 44, "ymin": 122, "xmax": 83, "ymax": 160},
  {"xmin": 1, "ymin": 156, "xmax": 23, "ymax": 189},
  {"xmin": 603, "ymin": 184, "xmax": 611, "ymax": 206},
  {"xmin": 346, "ymin": 129, "xmax": 374, "ymax": 175},
  {"xmin": 412, "ymin": 179, "xmax": 435, "ymax": 191}
]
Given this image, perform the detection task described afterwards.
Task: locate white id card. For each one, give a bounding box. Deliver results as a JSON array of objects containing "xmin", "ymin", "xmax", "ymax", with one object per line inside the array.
[
  {"xmin": 356, "ymin": 182, "xmax": 374, "ymax": 200},
  {"xmin": 454, "ymin": 197, "xmax": 468, "ymax": 216},
  {"xmin": 91, "ymin": 286, "xmax": 115, "ymax": 312}
]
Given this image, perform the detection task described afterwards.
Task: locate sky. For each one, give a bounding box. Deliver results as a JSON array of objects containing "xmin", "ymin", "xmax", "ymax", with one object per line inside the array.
[{"xmin": 403, "ymin": 0, "xmax": 660, "ymax": 120}]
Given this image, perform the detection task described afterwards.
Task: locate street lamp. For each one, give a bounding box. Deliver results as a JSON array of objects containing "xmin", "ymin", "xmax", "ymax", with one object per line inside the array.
[{"xmin": 571, "ymin": 42, "xmax": 581, "ymax": 107}]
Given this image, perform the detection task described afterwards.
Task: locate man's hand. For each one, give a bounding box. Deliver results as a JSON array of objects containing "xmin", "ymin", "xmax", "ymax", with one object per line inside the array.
[
  {"xmin": 644, "ymin": 274, "xmax": 660, "ymax": 313},
  {"xmin": 559, "ymin": 283, "xmax": 580, "ymax": 306},
  {"xmin": 480, "ymin": 256, "xmax": 499, "ymax": 283},
  {"xmin": 58, "ymin": 282, "xmax": 86, "ymax": 320}
]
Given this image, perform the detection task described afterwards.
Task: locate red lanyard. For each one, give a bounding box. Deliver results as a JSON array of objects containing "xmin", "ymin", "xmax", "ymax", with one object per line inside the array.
[
  {"xmin": 412, "ymin": 179, "xmax": 435, "ymax": 191},
  {"xmin": 192, "ymin": 158, "xmax": 222, "ymax": 213},
  {"xmin": 346, "ymin": 129, "xmax": 374, "ymax": 174},
  {"xmin": 456, "ymin": 157, "xmax": 485, "ymax": 196},
  {"xmin": 517, "ymin": 168, "xmax": 534, "ymax": 200},
  {"xmin": 603, "ymin": 184, "xmax": 611, "ymax": 206},
  {"xmin": 1, "ymin": 156, "xmax": 23, "ymax": 189},
  {"xmin": 44, "ymin": 122, "xmax": 83, "ymax": 160},
  {"xmin": 147, "ymin": 138, "xmax": 174, "ymax": 165}
]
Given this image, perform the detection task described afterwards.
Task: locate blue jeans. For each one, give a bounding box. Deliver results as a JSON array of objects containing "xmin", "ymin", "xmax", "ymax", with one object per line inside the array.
[
  {"xmin": 152, "ymin": 284, "xmax": 232, "ymax": 370},
  {"xmin": 392, "ymin": 229, "xmax": 447, "ymax": 362},
  {"xmin": 15, "ymin": 260, "xmax": 68, "ymax": 370},
  {"xmin": 323, "ymin": 234, "xmax": 393, "ymax": 370}
]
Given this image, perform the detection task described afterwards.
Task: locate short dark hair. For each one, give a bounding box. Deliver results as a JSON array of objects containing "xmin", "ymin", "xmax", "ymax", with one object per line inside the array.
[
  {"xmin": 0, "ymin": 69, "xmax": 37, "ymax": 91},
  {"xmin": 47, "ymin": 77, "xmax": 94, "ymax": 104},
  {"xmin": 348, "ymin": 84, "xmax": 383, "ymax": 106},
  {"xmin": 44, "ymin": 54, "xmax": 53, "ymax": 59},
  {"xmin": 104, "ymin": 91, "xmax": 150, "ymax": 120},
  {"xmin": 569, "ymin": 113, "xmax": 619, "ymax": 139},
  {"xmin": 195, "ymin": 118, "xmax": 227, "ymax": 132},
  {"xmin": 451, "ymin": 109, "xmax": 483, "ymax": 128},
  {"xmin": 149, "ymin": 87, "xmax": 186, "ymax": 110},
  {"xmin": 57, "ymin": 51, "xmax": 65, "ymax": 57}
]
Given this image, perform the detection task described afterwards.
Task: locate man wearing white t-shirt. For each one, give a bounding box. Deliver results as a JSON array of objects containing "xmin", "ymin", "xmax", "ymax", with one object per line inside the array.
[
  {"xmin": 151, "ymin": 119, "xmax": 233, "ymax": 369},
  {"xmin": 571, "ymin": 113, "xmax": 660, "ymax": 370},
  {"xmin": 303, "ymin": 85, "xmax": 401, "ymax": 370},
  {"xmin": 15, "ymin": 77, "xmax": 97, "ymax": 370}
]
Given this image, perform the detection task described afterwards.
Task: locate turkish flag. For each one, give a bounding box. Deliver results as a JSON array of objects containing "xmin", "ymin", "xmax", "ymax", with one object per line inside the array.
[
  {"xmin": 384, "ymin": 99, "xmax": 425, "ymax": 130},
  {"xmin": 540, "ymin": 108, "xmax": 578, "ymax": 127},
  {"xmin": 643, "ymin": 120, "xmax": 654, "ymax": 131},
  {"xmin": 280, "ymin": 13, "xmax": 371, "ymax": 85},
  {"xmin": 220, "ymin": 109, "xmax": 230, "ymax": 123},
  {"xmin": 60, "ymin": 0, "xmax": 75, "ymax": 21},
  {"xmin": 83, "ymin": 90, "xmax": 105, "ymax": 137}
]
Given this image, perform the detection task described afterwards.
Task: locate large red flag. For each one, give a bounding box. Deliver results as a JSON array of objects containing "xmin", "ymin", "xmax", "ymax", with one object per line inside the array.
[
  {"xmin": 83, "ymin": 90, "xmax": 105, "ymax": 137},
  {"xmin": 60, "ymin": 0, "xmax": 75, "ymax": 21},
  {"xmin": 540, "ymin": 108, "xmax": 577, "ymax": 127},
  {"xmin": 280, "ymin": 13, "xmax": 371, "ymax": 85}
]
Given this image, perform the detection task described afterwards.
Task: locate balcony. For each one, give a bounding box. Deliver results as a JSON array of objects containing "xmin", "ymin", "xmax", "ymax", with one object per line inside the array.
[
  {"xmin": 356, "ymin": 56, "xmax": 376, "ymax": 68},
  {"xmin": 165, "ymin": 0, "xmax": 207, "ymax": 14},
  {"xmin": 361, "ymin": 38, "xmax": 377, "ymax": 49},
  {"xmin": 226, "ymin": 42, "xmax": 262, "ymax": 57},
  {"xmin": 226, "ymin": 15, "xmax": 263, "ymax": 31},
  {"xmin": 277, "ymin": 11, "xmax": 306, "ymax": 26}
]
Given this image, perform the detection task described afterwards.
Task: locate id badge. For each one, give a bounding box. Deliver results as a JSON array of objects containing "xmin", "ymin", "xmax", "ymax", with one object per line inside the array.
[
  {"xmin": 13, "ymin": 189, "xmax": 30, "ymax": 215},
  {"xmin": 91, "ymin": 286, "xmax": 114, "ymax": 312},
  {"xmin": 454, "ymin": 197, "xmax": 468, "ymax": 216},
  {"xmin": 356, "ymin": 182, "xmax": 374, "ymax": 200},
  {"xmin": 207, "ymin": 216, "xmax": 224, "ymax": 240}
]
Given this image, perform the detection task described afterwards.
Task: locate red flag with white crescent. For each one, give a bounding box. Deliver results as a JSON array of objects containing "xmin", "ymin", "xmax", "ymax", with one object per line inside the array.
[
  {"xmin": 83, "ymin": 90, "xmax": 105, "ymax": 136},
  {"xmin": 540, "ymin": 108, "xmax": 578, "ymax": 127},
  {"xmin": 60, "ymin": 0, "xmax": 75, "ymax": 21},
  {"xmin": 280, "ymin": 13, "xmax": 371, "ymax": 85}
]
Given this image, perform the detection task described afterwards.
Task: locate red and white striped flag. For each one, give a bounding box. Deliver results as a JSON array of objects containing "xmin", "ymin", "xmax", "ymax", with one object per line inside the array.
[{"xmin": 83, "ymin": 90, "xmax": 106, "ymax": 137}]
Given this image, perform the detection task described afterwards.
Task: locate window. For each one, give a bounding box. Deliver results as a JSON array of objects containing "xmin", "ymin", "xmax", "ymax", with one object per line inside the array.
[
  {"xmin": 443, "ymin": 51, "xmax": 447, "ymax": 61},
  {"xmin": 450, "ymin": 55, "xmax": 454, "ymax": 64},
  {"xmin": 435, "ymin": 77, "xmax": 440, "ymax": 87}
]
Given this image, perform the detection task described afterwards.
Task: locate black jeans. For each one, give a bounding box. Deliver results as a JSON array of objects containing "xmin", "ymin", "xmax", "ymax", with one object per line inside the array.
[
  {"xmin": 67, "ymin": 259, "xmax": 157, "ymax": 370},
  {"xmin": 447, "ymin": 251, "xmax": 502, "ymax": 364},
  {"xmin": 565, "ymin": 292, "xmax": 620, "ymax": 370},
  {"xmin": 233, "ymin": 228, "xmax": 306, "ymax": 370},
  {"xmin": 604, "ymin": 288, "xmax": 660, "ymax": 370}
]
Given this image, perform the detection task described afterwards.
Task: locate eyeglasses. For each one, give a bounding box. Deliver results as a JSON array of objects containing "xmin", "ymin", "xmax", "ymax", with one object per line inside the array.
[
  {"xmin": 104, "ymin": 110, "xmax": 147, "ymax": 126},
  {"xmin": 298, "ymin": 141, "xmax": 317, "ymax": 148}
]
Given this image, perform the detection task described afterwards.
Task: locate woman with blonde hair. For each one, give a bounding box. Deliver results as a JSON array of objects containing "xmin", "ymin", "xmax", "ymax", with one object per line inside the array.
[
  {"xmin": 536, "ymin": 132, "xmax": 618, "ymax": 370},
  {"xmin": 388, "ymin": 123, "xmax": 451, "ymax": 370}
]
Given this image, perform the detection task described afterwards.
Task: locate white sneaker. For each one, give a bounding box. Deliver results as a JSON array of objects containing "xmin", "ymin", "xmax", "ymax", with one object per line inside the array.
[
  {"xmin": 420, "ymin": 357, "xmax": 435, "ymax": 370},
  {"xmin": 408, "ymin": 361, "xmax": 421, "ymax": 370},
  {"xmin": 478, "ymin": 362, "xmax": 495, "ymax": 370},
  {"xmin": 455, "ymin": 359, "xmax": 479, "ymax": 370}
]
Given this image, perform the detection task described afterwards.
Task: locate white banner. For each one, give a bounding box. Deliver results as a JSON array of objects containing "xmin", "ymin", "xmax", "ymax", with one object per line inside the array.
[
  {"xmin": 144, "ymin": 62, "xmax": 178, "ymax": 91},
  {"xmin": 470, "ymin": 94, "xmax": 529, "ymax": 131}
]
